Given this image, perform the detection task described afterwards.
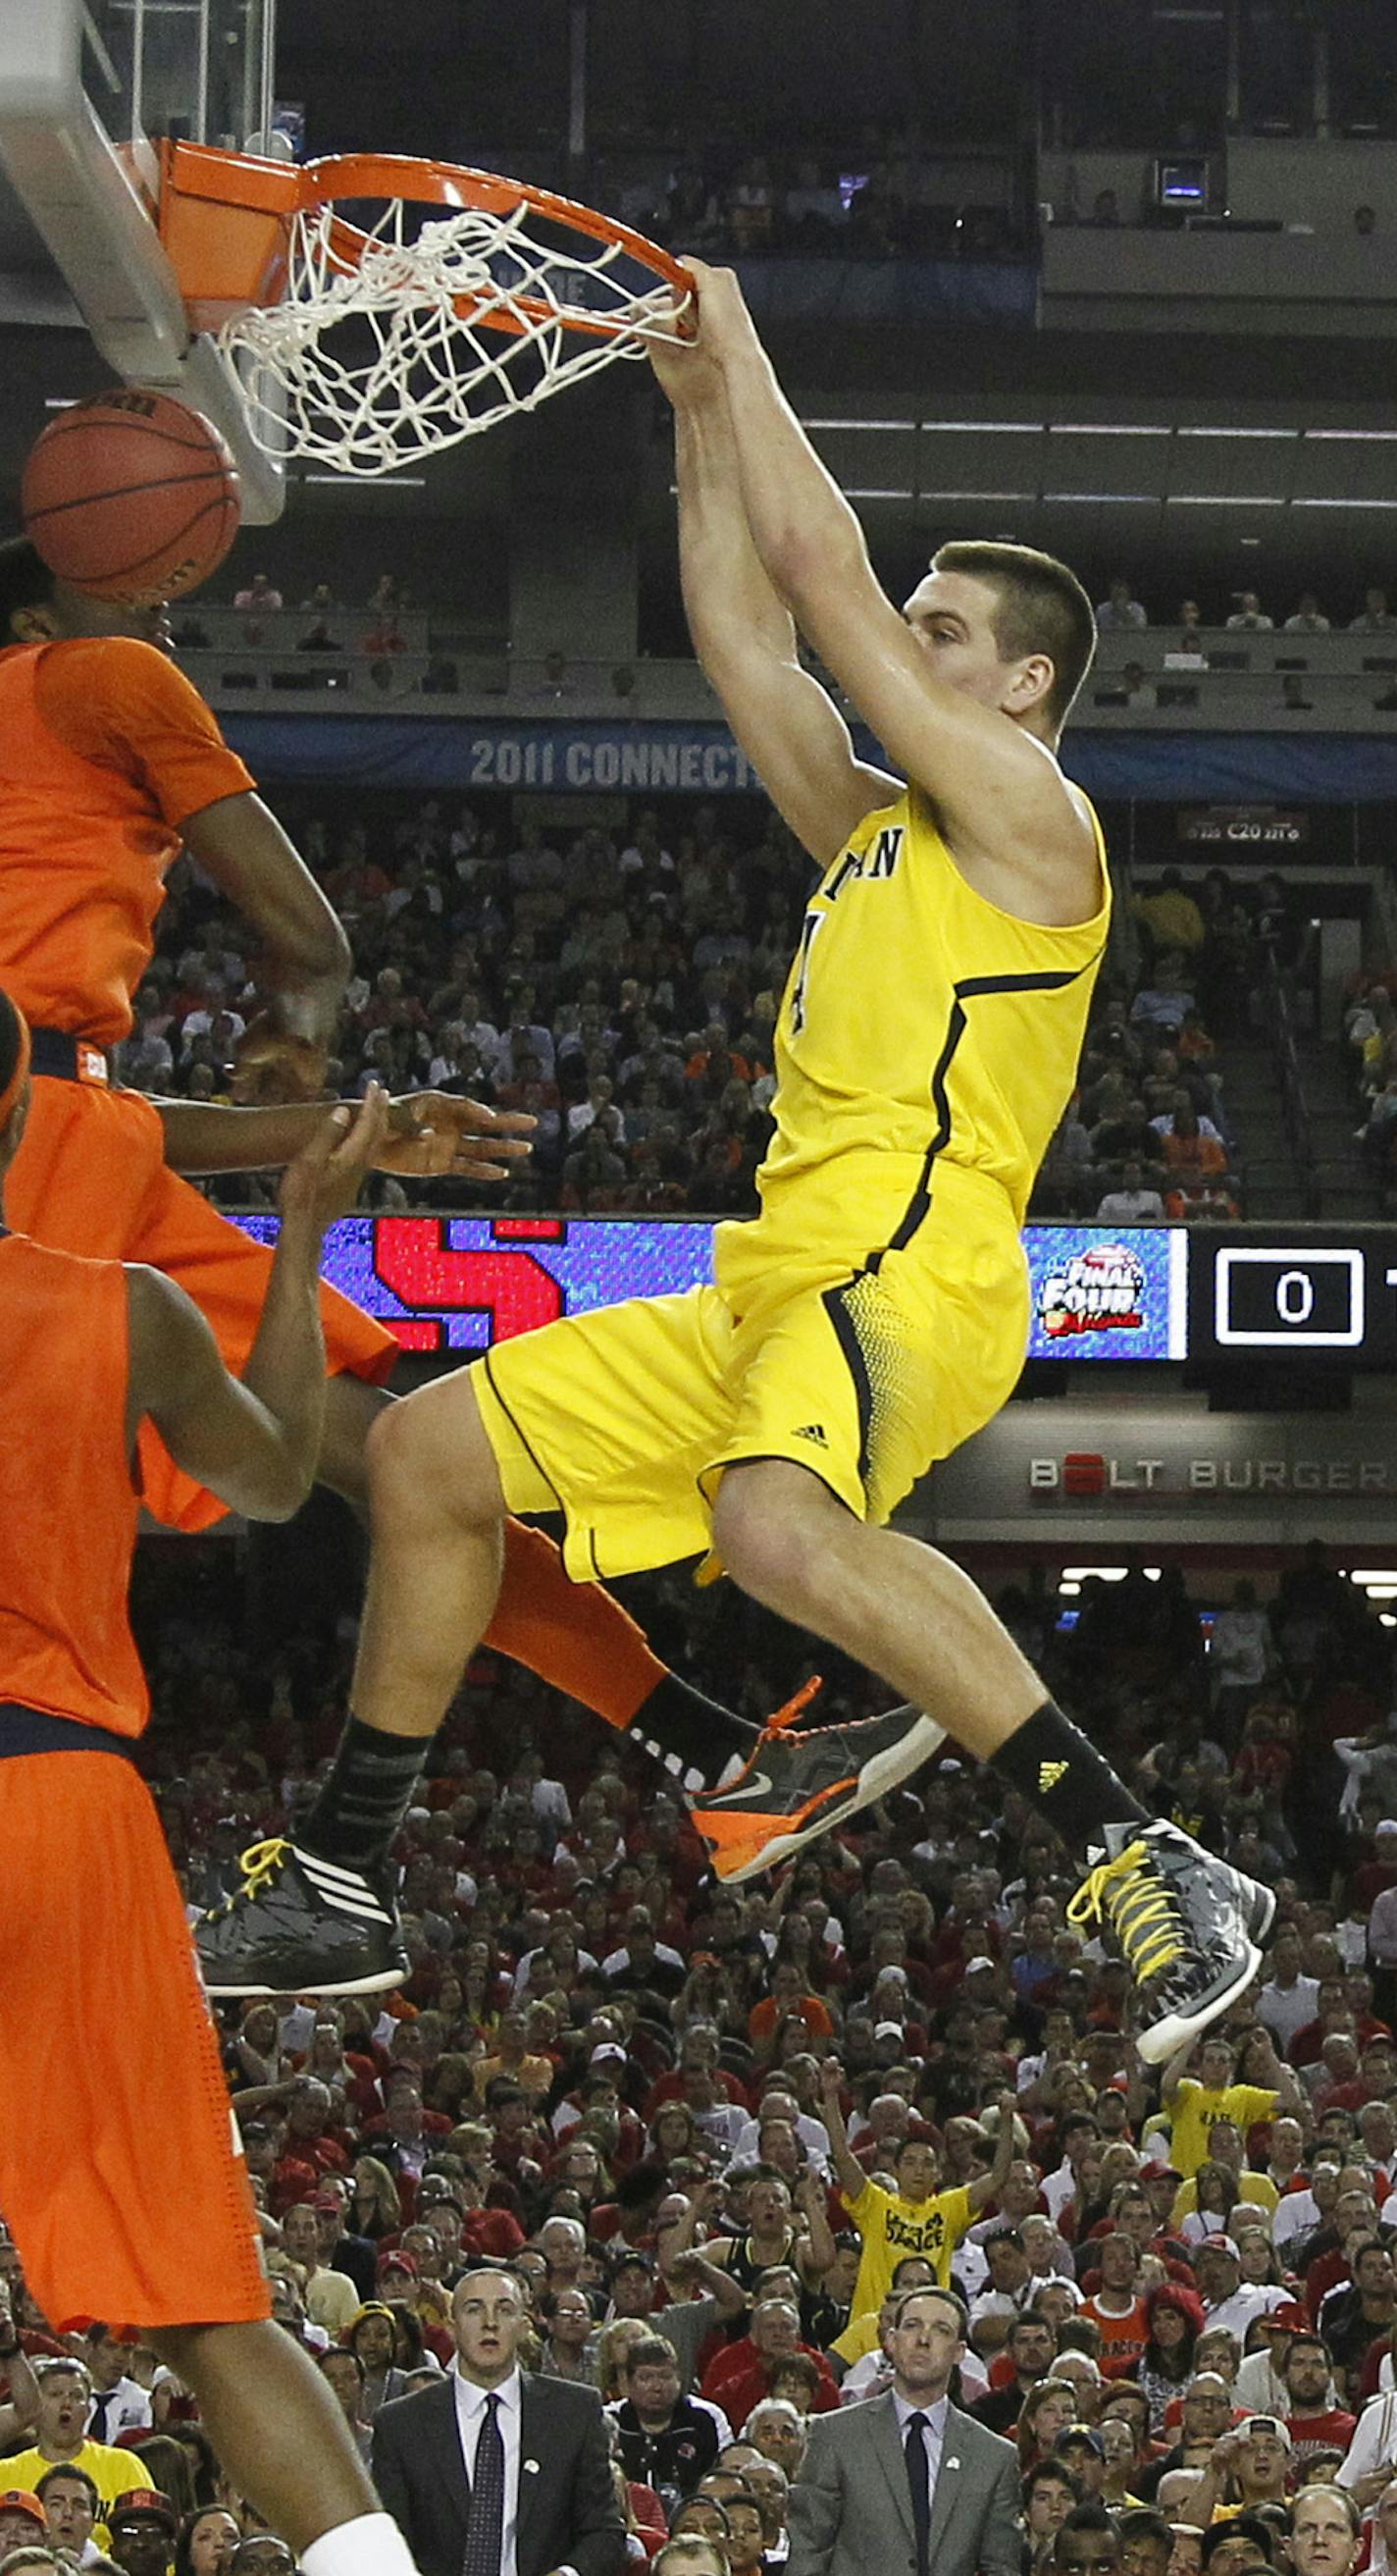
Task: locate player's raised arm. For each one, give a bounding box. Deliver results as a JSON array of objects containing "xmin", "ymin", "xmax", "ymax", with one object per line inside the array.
[
  {"xmin": 126, "ymin": 1088, "xmax": 388, "ymax": 1521},
  {"xmin": 53, "ymin": 627, "xmax": 353, "ymax": 1086},
  {"xmin": 181, "ymin": 790, "xmax": 352, "ymax": 1080},
  {"xmin": 688, "ymin": 264, "xmax": 1097, "ymax": 919},
  {"xmin": 650, "ymin": 318, "xmax": 898, "ymax": 866}
]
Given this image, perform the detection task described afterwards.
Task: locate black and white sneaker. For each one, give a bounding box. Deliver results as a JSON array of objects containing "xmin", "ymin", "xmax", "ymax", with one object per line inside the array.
[
  {"xmin": 1066, "ymin": 1819, "xmax": 1270, "ymax": 2066},
  {"xmin": 194, "ymin": 1838, "xmax": 408, "ymax": 1998}
]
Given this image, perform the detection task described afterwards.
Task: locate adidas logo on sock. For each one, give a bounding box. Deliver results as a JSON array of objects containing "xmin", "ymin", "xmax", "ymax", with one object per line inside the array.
[
  {"xmin": 793, "ymin": 1423, "xmax": 829, "ymax": 1446},
  {"xmin": 1038, "ymin": 1760, "xmax": 1069, "ymax": 1793}
]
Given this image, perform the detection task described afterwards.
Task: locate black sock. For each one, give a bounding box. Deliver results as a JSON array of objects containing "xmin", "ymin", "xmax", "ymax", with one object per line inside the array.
[
  {"xmin": 300, "ymin": 1715, "xmax": 426, "ymax": 1871},
  {"xmin": 628, "ymin": 1673, "xmax": 757, "ymax": 1797},
  {"xmin": 990, "ymin": 1699, "xmax": 1150, "ymax": 1865}
]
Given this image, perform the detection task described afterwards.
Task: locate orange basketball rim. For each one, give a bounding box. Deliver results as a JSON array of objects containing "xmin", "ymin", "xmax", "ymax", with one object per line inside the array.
[{"xmin": 156, "ymin": 141, "xmax": 698, "ymax": 474}]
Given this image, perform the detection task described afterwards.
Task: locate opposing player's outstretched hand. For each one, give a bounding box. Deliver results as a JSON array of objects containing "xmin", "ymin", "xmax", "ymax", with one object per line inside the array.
[
  {"xmin": 278, "ymin": 1084, "xmax": 389, "ymax": 1231},
  {"xmin": 233, "ymin": 1012, "xmax": 330, "ymax": 1106},
  {"xmin": 375, "ymin": 1091, "xmax": 536, "ymax": 1182}
]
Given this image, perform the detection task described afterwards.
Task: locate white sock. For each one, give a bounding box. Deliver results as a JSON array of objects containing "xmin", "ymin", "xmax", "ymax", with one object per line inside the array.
[{"xmin": 301, "ymin": 2512, "xmax": 422, "ymax": 2576}]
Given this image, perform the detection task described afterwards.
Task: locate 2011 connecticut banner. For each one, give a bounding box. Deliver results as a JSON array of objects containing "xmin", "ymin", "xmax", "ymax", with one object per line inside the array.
[{"xmin": 232, "ymin": 1215, "xmax": 1187, "ymax": 1361}]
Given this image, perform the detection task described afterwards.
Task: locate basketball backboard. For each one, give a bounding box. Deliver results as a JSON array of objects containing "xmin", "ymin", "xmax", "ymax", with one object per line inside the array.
[{"xmin": 0, "ymin": 0, "xmax": 285, "ymax": 520}]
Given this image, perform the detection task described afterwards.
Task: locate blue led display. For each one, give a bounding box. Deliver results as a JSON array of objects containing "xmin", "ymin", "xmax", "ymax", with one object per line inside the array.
[{"xmin": 233, "ymin": 1215, "xmax": 1187, "ymax": 1360}]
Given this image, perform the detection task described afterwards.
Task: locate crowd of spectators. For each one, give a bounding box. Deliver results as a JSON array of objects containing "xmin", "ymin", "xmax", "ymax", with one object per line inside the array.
[
  {"xmin": 4, "ymin": 1526, "xmax": 1397, "ymax": 2576},
  {"xmin": 117, "ymin": 785, "xmax": 1300, "ymax": 1229},
  {"xmin": 1030, "ymin": 863, "xmax": 1279, "ymax": 1228},
  {"xmin": 1344, "ymin": 971, "xmax": 1397, "ymax": 1201},
  {"xmin": 118, "ymin": 792, "xmax": 811, "ymax": 1219},
  {"xmin": 1096, "ymin": 582, "xmax": 1397, "ymax": 640},
  {"xmin": 589, "ymin": 144, "xmax": 1026, "ymax": 264}
]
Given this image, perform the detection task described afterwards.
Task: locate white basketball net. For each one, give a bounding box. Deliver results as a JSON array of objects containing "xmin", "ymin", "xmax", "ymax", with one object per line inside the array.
[{"xmin": 215, "ymin": 190, "xmax": 688, "ymax": 476}]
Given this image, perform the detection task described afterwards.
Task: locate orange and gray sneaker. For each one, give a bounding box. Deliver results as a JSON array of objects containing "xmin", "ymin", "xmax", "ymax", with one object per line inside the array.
[{"xmin": 687, "ymin": 1682, "xmax": 947, "ymax": 1883}]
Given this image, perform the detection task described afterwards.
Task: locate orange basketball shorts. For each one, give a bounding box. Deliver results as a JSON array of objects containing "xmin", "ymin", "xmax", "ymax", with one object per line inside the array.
[
  {"xmin": 0, "ymin": 1742, "xmax": 269, "ymax": 2333},
  {"xmin": 8, "ymin": 1075, "xmax": 398, "ymax": 1529}
]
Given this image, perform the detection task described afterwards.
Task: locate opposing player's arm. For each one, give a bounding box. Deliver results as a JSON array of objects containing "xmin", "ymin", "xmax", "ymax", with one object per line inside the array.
[
  {"xmin": 79, "ymin": 641, "xmax": 351, "ymax": 1053},
  {"xmin": 125, "ymin": 1090, "xmax": 388, "ymax": 1520},
  {"xmin": 154, "ymin": 1089, "xmax": 533, "ymax": 1183},
  {"xmin": 654, "ymin": 333, "xmax": 898, "ymax": 867},
  {"xmin": 181, "ymin": 792, "xmax": 351, "ymax": 1044},
  {"xmin": 690, "ymin": 266, "xmax": 1094, "ymax": 915},
  {"xmin": 127, "ymin": 1264, "xmax": 321, "ymax": 1523}
]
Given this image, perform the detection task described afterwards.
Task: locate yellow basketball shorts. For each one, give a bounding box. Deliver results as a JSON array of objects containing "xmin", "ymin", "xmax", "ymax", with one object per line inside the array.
[{"xmin": 471, "ymin": 1202, "xmax": 1032, "ymax": 1584}]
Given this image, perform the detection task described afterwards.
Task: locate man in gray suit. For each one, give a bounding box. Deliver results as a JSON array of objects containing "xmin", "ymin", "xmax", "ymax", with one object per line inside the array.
[{"xmin": 787, "ymin": 2286, "xmax": 1021, "ymax": 2576}]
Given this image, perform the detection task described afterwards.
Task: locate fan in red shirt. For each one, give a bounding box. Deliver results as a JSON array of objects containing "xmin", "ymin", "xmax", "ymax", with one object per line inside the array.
[
  {"xmin": 1281, "ymin": 2331, "xmax": 1358, "ymax": 2469},
  {"xmin": 699, "ymin": 2296, "xmax": 839, "ymax": 2432},
  {"xmin": 1081, "ymin": 2233, "xmax": 1151, "ymax": 2372}
]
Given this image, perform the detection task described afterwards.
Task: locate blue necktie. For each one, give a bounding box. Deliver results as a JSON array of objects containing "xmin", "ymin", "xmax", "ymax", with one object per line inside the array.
[
  {"xmin": 463, "ymin": 2392, "xmax": 504, "ymax": 2576},
  {"xmin": 905, "ymin": 2411, "xmax": 931, "ymax": 2576}
]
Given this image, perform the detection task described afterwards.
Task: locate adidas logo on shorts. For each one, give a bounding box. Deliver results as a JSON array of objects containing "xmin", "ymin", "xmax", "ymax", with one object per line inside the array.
[
  {"xmin": 1038, "ymin": 1760, "xmax": 1070, "ymax": 1793},
  {"xmin": 793, "ymin": 1423, "xmax": 829, "ymax": 1447}
]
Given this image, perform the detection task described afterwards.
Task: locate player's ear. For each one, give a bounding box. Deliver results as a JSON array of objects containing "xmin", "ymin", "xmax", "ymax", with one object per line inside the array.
[{"xmin": 1004, "ymin": 653, "xmax": 1055, "ymax": 715}]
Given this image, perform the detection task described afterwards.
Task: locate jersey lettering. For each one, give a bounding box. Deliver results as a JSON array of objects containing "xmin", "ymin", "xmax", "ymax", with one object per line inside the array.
[
  {"xmin": 821, "ymin": 825, "xmax": 904, "ymax": 908},
  {"xmin": 790, "ymin": 909, "xmax": 825, "ymax": 1036},
  {"xmin": 884, "ymin": 2207, "xmax": 948, "ymax": 2255}
]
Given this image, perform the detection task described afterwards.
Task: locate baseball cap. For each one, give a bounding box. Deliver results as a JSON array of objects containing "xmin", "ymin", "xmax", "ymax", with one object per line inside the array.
[
  {"xmin": 1198, "ymin": 2234, "xmax": 1240, "ymax": 2260},
  {"xmin": 1377, "ymin": 1819, "xmax": 1397, "ymax": 1837},
  {"xmin": 1057, "ymin": 2426, "xmax": 1104, "ymax": 2456},
  {"xmin": 873, "ymin": 2021, "xmax": 905, "ymax": 2040},
  {"xmin": 0, "ymin": 2494, "xmax": 45, "ymax": 2530},
  {"xmin": 1140, "ymin": 2160, "xmax": 1183, "ymax": 2182},
  {"xmin": 590, "ymin": 2043, "xmax": 627, "ymax": 2065},
  {"xmin": 1240, "ymin": 2416, "xmax": 1292, "ymax": 2449},
  {"xmin": 109, "ymin": 2492, "xmax": 179, "ymax": 2530},
  {"xmin": 1267, "ymin": 2301, "xmax": 1310, "ymax": 2332},
  {"xmin": 964, "ymin": 1957, "xmax": 996, "ymax": 1975}
]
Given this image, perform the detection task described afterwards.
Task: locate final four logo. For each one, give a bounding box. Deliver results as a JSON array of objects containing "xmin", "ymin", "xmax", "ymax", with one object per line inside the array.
[{"xmin": 1038, "ymin": 1241, "xmax": 1146, "ymax": 1339}]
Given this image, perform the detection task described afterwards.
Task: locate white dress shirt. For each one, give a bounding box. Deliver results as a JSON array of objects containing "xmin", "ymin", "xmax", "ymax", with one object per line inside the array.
[
  {"xmin": 892, "ymin": 2389, "xmax": 950, "ymax": 2505},
  {"xmin": 85, "ymin": 2376, "xmax": 153, "ymax": 2441},
  {"xmin": 1272, "ymin": 2187, "xmax": 1320, "ymax": 2255},
  {"xmin": 1203, "ymin": 2284, "xmax": 1291, "ymax": 2342},
  {"xmin": 454, "ymin": 2365, "xmax": 523, "ymax": 2576}
]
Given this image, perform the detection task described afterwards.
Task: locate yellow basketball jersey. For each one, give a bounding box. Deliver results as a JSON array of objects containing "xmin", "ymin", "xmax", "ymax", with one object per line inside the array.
[{"xmin": 715, "ymin": 775, "xmax": 1111, "ymax": 1293}]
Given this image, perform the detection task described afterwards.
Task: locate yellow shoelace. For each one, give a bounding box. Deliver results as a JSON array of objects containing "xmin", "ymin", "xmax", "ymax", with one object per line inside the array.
[
  {"xmin": 206, "ymin": 1835, "xmax": 289, "ymax": 1919},
  {"xmin": 1066, "ymin": 1838, "xmax": 1186, "ymax": 1981}
]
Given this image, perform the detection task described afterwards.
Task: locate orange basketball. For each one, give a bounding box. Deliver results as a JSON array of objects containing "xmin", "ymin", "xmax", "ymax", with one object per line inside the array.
[{"xmin": 21, "ymin": 387, "xmax": 242, "ymax": 605}]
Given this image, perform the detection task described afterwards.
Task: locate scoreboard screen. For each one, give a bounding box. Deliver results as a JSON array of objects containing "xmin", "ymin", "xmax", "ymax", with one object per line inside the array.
[
  {"xmin": 1186, "ymin": 1230, "xmax": 1397, "ymax": 1366},
  {"xmin": 229, "ymin": 1215, "xmax": 1397, "ymax": 1368}
]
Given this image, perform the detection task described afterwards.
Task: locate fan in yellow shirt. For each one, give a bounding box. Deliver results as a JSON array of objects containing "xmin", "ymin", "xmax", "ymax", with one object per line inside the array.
[
  {"xmin": 4, "ymin": 2358, "xmax": 147, "ymax": 2527},
  {"xmin": 1162, "ymin": 2031, "xmax": 1303, "ymax": 2182},
  {"xmin": 1170, "ymin": 2142, "xmax": 1280, "ymax": 2230},
  {"xmin": 829, "ymin": 2255, "xmax": 939, "ymax": 2369},
  {"xmin": 820, "ymin": 2060, "xmax": 1017, "ymax": 2318}
]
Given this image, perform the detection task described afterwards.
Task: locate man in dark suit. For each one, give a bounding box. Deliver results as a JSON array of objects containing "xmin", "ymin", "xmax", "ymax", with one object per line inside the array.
[
  {"xmin": 372, "ymin": 2265, "xmax": 625, "ymax": 2576},
  {"xmin": 787, "ymin": 2286, "xmax": 1021, "ymax": 2576}
]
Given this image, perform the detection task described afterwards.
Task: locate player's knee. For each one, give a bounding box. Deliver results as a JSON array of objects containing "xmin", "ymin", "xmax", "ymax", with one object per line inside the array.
[
  {"xmin": 364, "ymin": 1375, "xmax": 503, "ymax": 1533},
  {"xmin": 713, "ymin": 1466, "xmax": 825, "ymax": 1618}
]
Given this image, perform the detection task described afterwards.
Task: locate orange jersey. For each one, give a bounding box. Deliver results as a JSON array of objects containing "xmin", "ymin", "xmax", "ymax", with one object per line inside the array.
[
  {"xmin": 0, "ymin": 1231, "xmax": 147, "ymax": 1733},
  {"xmin": 0, "ymin": 637, "xmax": 253, "ymax": 1044}
]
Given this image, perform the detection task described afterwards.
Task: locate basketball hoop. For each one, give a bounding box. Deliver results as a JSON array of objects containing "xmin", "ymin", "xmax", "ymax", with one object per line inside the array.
[{"xmin": 158, "ymin": 142, "xmax": 696, "ymax": 476}]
